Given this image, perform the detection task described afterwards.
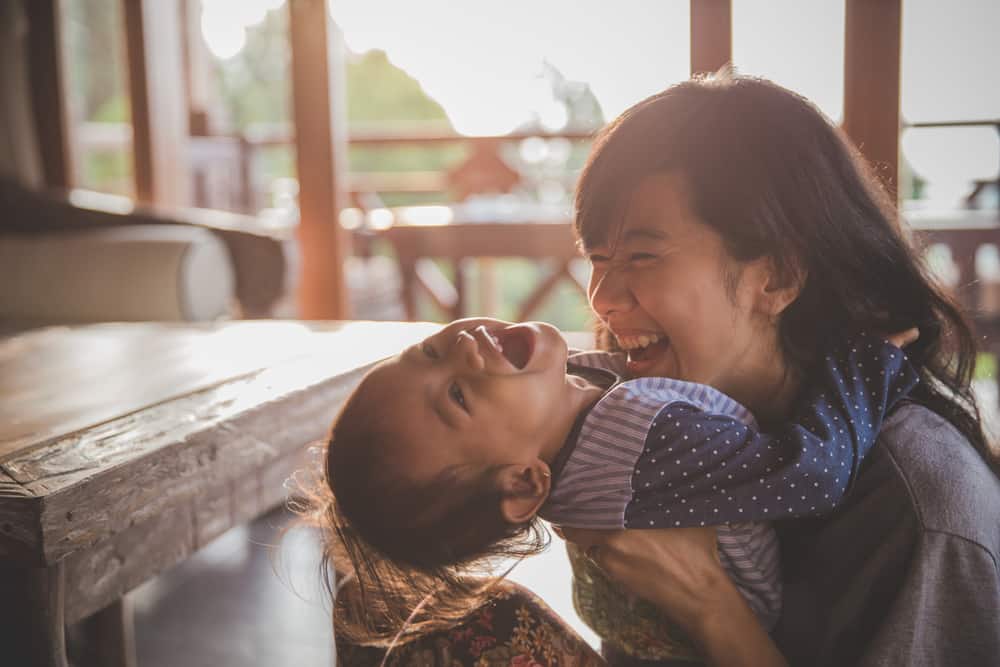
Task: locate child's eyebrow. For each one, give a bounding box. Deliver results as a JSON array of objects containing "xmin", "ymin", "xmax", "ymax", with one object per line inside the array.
[{"xmin": 415, "ymin": 364, "xmax": 455, "ymax": 430}]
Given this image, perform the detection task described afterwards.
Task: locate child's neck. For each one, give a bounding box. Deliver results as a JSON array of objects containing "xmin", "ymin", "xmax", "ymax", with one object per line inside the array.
[{"xmin": 540, "ymin": 371, "xmax": 607, "ymax": 465}]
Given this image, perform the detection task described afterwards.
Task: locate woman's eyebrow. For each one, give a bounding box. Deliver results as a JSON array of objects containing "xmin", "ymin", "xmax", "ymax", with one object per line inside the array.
[{"xmin": 622, "ymin": 226, "xmax": 670, "ymax": 243}]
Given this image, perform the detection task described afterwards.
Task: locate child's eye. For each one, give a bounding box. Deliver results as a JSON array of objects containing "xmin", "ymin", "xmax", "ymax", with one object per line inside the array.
[
  {"xmin": 588, "ymin": 253, "xmax": 610, "ymax": 265},
  {"xmin": 449, "ymin": 382, "xmax": 467, "ymax": 411},
  {"xmin": 629, "ymin": 252, "xmax": 656, "ymax": 262},
  {"xmin": 422, "ymin": 342, "xmax": 439, "ymax": 359}
]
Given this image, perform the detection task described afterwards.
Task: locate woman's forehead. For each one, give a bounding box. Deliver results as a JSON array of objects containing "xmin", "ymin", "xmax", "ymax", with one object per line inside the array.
[{"xmin": 585, "ymin": 172, "xmax": 699, "ymax": 248}]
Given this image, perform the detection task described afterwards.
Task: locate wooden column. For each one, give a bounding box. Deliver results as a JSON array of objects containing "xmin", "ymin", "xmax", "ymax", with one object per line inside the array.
[
  {"xmin": 288, "ymin": 0, "xmax": 350, "ymax": 319},
  {"xmin": 122, "ymin": 0, "xmax": 190, "ymax": 206},
  {"xmin": 843, "ymin": 0, "xmax": 902, "ymax": 200},
  {"xmin": 24, "ymin": 0, "xmax": 73, "ymax": 188},
  {"xmin": 690, "ymin": 0, "xmax": 732, "ymax": 76}
]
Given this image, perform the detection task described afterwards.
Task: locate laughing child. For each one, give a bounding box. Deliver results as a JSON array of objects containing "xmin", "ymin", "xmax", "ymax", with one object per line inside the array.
[{"xmin": 322, "ymin": 317, "xmax": 917, "ymax": 654}]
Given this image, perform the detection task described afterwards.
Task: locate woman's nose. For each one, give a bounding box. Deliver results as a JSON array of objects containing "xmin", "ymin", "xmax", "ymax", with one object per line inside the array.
[{"xmin": 588, "ymin": 265, "xmax": 635, "ymax": 319}]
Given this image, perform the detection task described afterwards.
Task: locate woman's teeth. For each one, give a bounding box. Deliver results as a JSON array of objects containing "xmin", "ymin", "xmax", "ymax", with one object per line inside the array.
[{"xmin": 616, "ymin": 334, "xmax": 662, "ymax": 350}]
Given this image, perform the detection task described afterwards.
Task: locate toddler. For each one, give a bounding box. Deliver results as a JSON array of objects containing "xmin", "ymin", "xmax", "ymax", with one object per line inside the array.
[{"xmin": 325, "ymin": 317, "xmax": 917, "ymax": 649}]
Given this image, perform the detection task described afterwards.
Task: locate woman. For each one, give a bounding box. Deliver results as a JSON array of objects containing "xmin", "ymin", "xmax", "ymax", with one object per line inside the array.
[
  {"xmin": 332, "ymin": 72, "xmax": 1000, "ymax": 665},
  {"xmin": 563, "ymin": 72, "xmax": 1000, "ymax": 666}
]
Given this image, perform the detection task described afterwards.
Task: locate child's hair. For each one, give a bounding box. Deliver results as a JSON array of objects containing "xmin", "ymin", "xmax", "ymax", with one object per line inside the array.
[{"xmin": 316, "ymin": 373, "xmax": 550, "ymax": 646}]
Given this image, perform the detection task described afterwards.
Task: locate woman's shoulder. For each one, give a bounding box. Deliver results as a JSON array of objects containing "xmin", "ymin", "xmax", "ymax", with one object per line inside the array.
[{"xmin": 874, "ymin": 402, "xmax": 1000, "ymax": 553}]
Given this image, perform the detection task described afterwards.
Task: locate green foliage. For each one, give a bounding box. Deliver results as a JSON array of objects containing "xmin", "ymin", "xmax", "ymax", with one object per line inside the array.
[
  {"xmin": 346, "ymin": 50, "xmax": 452, "ymax": 126},
  {"xmin": 93, "ymin": 93, "xmax": 130, "ymax": 123}
]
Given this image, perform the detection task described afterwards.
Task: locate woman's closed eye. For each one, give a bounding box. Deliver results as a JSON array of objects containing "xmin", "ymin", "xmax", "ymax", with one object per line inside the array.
[
  {"xmin": 421, "ymin": 342, "xmax": 439, "ymax": 359},
  {"xmin": 449, "ymin": 382, "xmax": 468, "ymax": 412}
]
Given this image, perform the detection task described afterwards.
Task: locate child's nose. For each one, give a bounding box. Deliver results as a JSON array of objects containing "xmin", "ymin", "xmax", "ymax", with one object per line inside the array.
[{"xmin": 452, "ymin": 330, "xmax": 486, "ymax": 372}]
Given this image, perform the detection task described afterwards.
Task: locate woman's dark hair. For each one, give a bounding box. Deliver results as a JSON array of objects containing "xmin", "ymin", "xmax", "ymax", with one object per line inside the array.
[
  {"xmin": 575, "ymin": 71, "xmax": 996, "ymax": 472},
  {"xmin": 309, "ymin": 373, "xmax": 548, "ymax": 647}
]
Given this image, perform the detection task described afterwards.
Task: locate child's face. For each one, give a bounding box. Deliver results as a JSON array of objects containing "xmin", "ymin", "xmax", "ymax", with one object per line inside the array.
[{"xmin": 361, "ymin": 318, "xmax": 602, "ymax": 485}]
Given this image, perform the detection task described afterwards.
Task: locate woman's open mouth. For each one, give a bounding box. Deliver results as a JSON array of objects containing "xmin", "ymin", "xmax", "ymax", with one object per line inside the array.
[{"xmin": 495, "ymin": 325, "xmax": 535, "ymax": 369}]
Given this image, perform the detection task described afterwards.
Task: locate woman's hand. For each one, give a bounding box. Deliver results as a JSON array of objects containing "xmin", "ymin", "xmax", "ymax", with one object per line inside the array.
[
  {"xmin": 558, "ymin": 526, "xmax": 726, "ymax": 631},
  {"xmin": 557, "ymin": 526, "xmax": 788, "ymax": 667}
]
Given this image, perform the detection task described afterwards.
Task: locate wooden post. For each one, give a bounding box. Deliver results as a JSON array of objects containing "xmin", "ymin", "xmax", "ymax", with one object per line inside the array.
[
  {"xmin": 0, "ymin": 563, "xmax": 69, "ymax": 667},
  {"xmin": 24, "ymin": 0, "xmax": 73, "ymax": 188},
  {"xmin": 843, "ymin": 0, "xmax": 902, "ymax": 200},
  {"xmin": 122, "ymin": 0, "xmax": 190, "ymax": 206},
  {"xmin": 690, "ymin": 0, "xmax": 732, "ymax": 76},
  {"xmin": 288, "ymin": 0, "xmax": 351, "ymax": 319}
]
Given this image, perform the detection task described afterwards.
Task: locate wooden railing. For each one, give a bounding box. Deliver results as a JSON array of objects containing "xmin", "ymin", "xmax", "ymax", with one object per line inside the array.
[
  {"xmin": 76, "ymin": 121, "xmax": 596, "ymax": 213},
  {"xmin": 73, "ymin": 121, "xmax": 1000, "ymax": 340}
]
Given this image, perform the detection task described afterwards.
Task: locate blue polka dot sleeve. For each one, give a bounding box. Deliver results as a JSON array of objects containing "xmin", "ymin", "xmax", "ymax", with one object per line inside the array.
[{"xmin": 623, "ymin": 334, "xmax": 919, "ymax": 528}]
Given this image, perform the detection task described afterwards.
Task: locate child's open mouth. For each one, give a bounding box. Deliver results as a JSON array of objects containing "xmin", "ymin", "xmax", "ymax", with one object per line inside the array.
[{"xmin": 495, "ymin": 326, "xmax": 535, "ymax": 369}]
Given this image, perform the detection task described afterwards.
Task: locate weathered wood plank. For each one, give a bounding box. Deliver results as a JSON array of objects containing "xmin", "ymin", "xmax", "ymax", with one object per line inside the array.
[
  {"xmin": 62, "ymin": 446, "xmax": 307, "ymax": 624},
  {"xmin": 0, "ymin": 470, "xmax": 42, "ymax": 563},
  {"xmin": 0, "ymin": 321, "xmax": 420, "ymax": 461}
]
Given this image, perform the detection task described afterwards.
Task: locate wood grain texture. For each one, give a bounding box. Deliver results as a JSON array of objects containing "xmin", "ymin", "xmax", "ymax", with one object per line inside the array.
[{"xmin": 0, "ymin": 321, "xmax": 417, "ymax": 460}]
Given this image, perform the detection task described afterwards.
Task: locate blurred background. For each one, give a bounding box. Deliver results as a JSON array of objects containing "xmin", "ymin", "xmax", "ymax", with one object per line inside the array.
[
  {"xmin": 13, "ymin": 0, "xmax": 997, "ymax": 332},
  {"xmin": 1, "ymin": 1, "xmax": 997, "ymax": 664}
]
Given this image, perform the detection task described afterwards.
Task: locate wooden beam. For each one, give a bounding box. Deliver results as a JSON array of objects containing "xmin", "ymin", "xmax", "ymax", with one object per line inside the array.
[
  {"xmin": 122, "ymin": 0, "xmax": 190, "ymax": 206},
  {"xmin": 288, "ymin": 0, "xmax": 351, "ymax": 319},
  {"xmin": 843, "ymin": 0, "xmax": 902, "ymax": 200},
  {"xmin": 24, "ymin": 0, "xmax": 73, "ymax": 188},
  {"xmin": 690, "ymin": 0, "xmax": 732, "ymax": 76}
]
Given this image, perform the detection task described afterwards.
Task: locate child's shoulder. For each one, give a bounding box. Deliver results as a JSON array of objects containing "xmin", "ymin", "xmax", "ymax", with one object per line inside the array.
[{"xmin": 611, "ymin": 376, "xmax": 756, "ymax": 427}]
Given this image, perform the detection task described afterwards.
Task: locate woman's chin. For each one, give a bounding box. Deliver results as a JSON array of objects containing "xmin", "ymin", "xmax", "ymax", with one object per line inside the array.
[{"xmin": 625, "ymin": 353, "xmax": 672, "ymax": 379}]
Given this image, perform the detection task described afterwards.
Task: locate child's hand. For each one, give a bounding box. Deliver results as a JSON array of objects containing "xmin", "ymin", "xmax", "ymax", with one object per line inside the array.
[{"xmin": 886, "ymin": 327, "xmax": 919, "ymax": 349}]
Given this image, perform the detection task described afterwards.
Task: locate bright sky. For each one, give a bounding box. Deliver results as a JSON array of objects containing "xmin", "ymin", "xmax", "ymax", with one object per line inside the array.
[{"xmin": 201, "ymin": 0, "xmax": 1000, "ymax": 200}]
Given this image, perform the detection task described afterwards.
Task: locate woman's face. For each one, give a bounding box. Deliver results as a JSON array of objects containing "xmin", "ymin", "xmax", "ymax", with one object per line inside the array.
[{"xmin": 583, "ymin": 172, "xmax": 788, "ymax": 406}]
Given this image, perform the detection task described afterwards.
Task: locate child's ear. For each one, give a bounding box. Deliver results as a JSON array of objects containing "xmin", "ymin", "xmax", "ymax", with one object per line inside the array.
[{"xmin": 496, "ymin": 461, "xmax": 552, "ymax": 525}]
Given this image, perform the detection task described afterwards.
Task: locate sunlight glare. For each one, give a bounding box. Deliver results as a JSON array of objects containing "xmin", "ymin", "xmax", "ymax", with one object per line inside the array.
[{"xmin": 200, "ymin": 0, "xmax": 286, "ymax": 60}]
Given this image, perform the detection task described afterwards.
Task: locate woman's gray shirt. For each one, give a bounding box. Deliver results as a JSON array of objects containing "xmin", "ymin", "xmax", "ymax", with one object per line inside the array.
[{"xmin": 772, "ymin": 403, "xmax": 1000, "ymax": 665}]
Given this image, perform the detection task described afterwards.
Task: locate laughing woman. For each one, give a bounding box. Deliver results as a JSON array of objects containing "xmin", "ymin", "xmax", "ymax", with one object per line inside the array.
[{"xmin": 562, "ymin": 73, "xmax": 1000, "ymax": 666}]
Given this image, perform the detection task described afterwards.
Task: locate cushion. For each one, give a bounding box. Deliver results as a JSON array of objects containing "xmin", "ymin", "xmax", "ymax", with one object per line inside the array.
[{"xmin": 0, "ymin": 225, "xmax": 235, "ymax": 324}]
